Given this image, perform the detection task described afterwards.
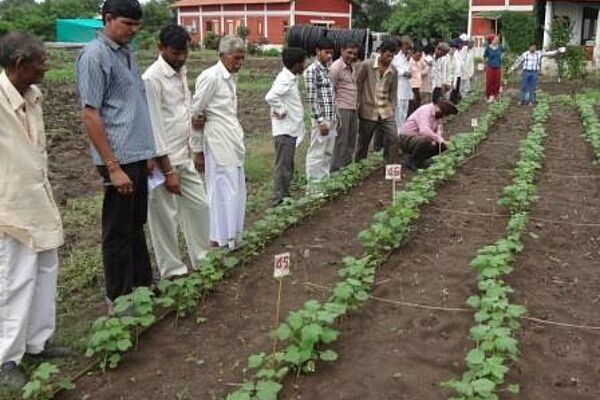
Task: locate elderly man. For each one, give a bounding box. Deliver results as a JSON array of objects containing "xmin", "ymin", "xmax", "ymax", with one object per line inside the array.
[
  {"xmin": 143, "ymin": 25, "xmax": 210, "ymax": 279},
  {"xmin": 399, "ymin": 98, "xmax": 458, "ymax": 171},
  {"xmin": 355, "ymin": 39, "xmax": 400, "ymax": 164},
  {"xmin": 431, "ymin": 42, "xmax": 451, "ymax": 104},
  {"xmin": 460, "ymin": 35, "xmax": 475, "ymax": 95},
  {"xmin": 330, "ymin": 41, "xmax": 359, "ymax": 171},
  {"xmin": 192, "ymin": 36, "xmax": 246, "ymax": 250},
  {"xmin": 0, "ymin": 32, "xmax": 70, "ymax": 390},
  {"xmin": 448, "ymin": 39, "xmax": 464, "ymax": 104},
  {"xmin": 392, "ymin": 36, "xmax": 414, "ymax": 130},
  {"xmin": 77, "ymin": 0, "xmax": 158, "ymax": 312}
]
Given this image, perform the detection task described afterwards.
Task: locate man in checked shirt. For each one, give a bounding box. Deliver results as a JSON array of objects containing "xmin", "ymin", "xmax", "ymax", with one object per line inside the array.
[
  {"xmin": 304, "ymin": 37, "xmax": 336, "ymax": 185},
  {"xmin": 509, "ymin": 42, "xmax": 564, "ymax": 106}
]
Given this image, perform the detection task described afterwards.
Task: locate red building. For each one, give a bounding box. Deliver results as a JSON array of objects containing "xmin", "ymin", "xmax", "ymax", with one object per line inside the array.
[{"xmin": 173, "ymin": 0, "xmax": 354, "ymax": 46}]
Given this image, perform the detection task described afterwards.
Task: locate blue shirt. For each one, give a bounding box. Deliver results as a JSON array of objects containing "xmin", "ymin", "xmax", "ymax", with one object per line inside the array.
[
  {"xmin": 483, "ymin": 45, "xmax": 505, "ymax": 68},
  {"xmin": 76, "ymin": 32, "xmax": 156, "ymax": 165}
]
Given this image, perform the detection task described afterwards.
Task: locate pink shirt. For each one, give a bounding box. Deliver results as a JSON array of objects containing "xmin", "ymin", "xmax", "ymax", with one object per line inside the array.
[
  {"xmin": 400, "ymin": 103, "xmax": 444, "ymax": 143},
  {"xmin": 330, "ymin": 58, "xmax": 357, "ymax": 110}
]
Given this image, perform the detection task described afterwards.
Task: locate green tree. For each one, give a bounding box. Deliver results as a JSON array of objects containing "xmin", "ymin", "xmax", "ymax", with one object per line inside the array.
[
  {"xmin": 384, "ymin": 0, "xmax": 468, "ymax": 39},
  {"xmin": 352, "ymin": 0, "xmax": 392, "ymax": 32},
  {"xmin": 142, "ymin": 0, "xmax": 174, "ymax": 35}
]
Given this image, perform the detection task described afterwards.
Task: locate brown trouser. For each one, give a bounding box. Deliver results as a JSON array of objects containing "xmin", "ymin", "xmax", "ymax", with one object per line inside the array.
[
  {"xmin": 331, "ymin": 109, "xmax": 358, "ymax": 172},
  {"xmin": 399, "ymin": 134, "xmax": 447, "ymax": 167},
  {"xmin": 356, "ymin": 117, "xmax": 399, "ymax": 164},
  {"xmin": 273, "ymin": 134, "xmax": 297, "ymax": 204}
]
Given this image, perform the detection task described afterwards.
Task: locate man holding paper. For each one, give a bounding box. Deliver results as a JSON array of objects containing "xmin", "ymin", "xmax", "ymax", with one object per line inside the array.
[
  {"xmin": 143, "ymin": 25, "xmax": 209, "ymax": 279},
  {"xmin": 398, "ymin": 99, "xmax": 457, "ymax": 171}
]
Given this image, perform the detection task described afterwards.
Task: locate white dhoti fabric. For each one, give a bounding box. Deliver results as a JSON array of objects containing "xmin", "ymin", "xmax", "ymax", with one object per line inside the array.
[
  {"xmin": 148, "ymin": 160, "xmax": 210, "ymax": 278},
  {"xmin": 0, "ymin": 234, "xmax": 58, "ymax": 364},
  {"xmin": 205, "ymin": 146, "xmax": 246, "ymax": 248},
  {"xmin": 395, "ymin": 99, "xmax": 410, "ymax": 132},
  {"xmin": 461, "ymin": 77, "xmax": 472, "ymax": 95},
  {"xmin": 306, "ymin": 122, "xmax": 336, "ymax": 183}
]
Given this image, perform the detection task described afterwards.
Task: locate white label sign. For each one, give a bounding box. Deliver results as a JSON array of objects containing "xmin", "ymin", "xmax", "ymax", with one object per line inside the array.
[
  {"xmin": 274, "ymin": 253, "xmax": 291, "ymax": 278},
  {"xmin": 477, "ymin": 63, "xmax": 485, "ymax": 71},
  {"xmin": 471, "ymin": 118, "xmax": 478, "ymax": 128},
  {"xmin": 385, "ymin": 164, "xmax": 403, "ymax": 181}
]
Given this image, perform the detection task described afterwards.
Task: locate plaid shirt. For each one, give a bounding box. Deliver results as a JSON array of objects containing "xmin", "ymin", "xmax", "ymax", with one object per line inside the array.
[
  {"xmin": 304, "ymin": 60, "xmax": 336, "ymax": 123},
  {"xmin": 511, "ymin": 50, "xmax": 558, "ymax": 72}
]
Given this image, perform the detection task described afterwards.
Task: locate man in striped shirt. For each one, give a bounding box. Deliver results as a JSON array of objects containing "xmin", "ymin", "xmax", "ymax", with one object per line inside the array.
[
  {"xmin": 509, "ymin": 42, "xmax": 563, "ymax": 106},
  {"xmin": 304, "ymin": 37, "xmax": 336, "ymax": 185},
  {"xmin": 77, "ymin": 0, "xmax": 161, "ymax": 311}
]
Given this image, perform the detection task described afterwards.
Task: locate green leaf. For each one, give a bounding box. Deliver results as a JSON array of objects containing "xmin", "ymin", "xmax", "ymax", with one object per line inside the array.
[
  {"xmin": 507, "ymin": 383, "xmax": 520, "ymax": 394},
  {"xmin": 472, "ymin": 378, "xmax": 496, "ymax": 396},
  {"xmin": 248, "ymin": 353, "xmax": 265, "ymax": 369},
  {"xmin": 319, "ymin": 350, "xmax": 338, "ymax": 361},
  {"xmin": 300, "ymin": 324, "xmax": 322, "ymax": 346},
  {"xmin": 255, "ymin": 380, "xmax": 282, "ymax": 400},
  {"xmin": 276, "ymin": 324, "xmax": 292, "ymax": 340},
  {"xmin": 465, "ymin": 348, "xmax": 485, "ymax": 366}
]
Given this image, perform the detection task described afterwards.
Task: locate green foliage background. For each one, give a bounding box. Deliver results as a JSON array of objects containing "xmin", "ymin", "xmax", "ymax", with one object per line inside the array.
[
  {"xmin": 384, "ymin": 0, "xmax": 468, "ymax": 39},
  {"xmin": 499, "ymin": 11, "xmax": 538, "ymax": 54}
]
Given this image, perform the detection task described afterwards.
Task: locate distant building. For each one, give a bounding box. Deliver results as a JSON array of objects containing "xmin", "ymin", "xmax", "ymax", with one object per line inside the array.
[
  {"xmin": 172, "ymin": 0, "xmax": 354, "ymax": 46},
  {"xmin": 468, "ymin": 0, "xmax": 600, "ymax": 64}
]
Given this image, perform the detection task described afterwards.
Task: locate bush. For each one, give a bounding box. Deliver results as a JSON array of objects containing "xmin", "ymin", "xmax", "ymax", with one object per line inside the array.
[
  {"xmin": 136, "ymin": 30, "xmax": 156, "ymax": 50},
  {"xmin": 564, "ymin": 45, "xmax": 586, "ymax": 79},
  {"xmin": 501, "ymin": 11, "xmax": 537, "ymax": 54},
  {"xmin": 262, "ymin": 48, "xmax": 281, "ymax": 57},
  {"xmin": 204, "ymin": 32, "xmax": 221, "ymax": 51},
  {"xmin": 550, "ymin": 17, "xmax": 572, "ymax": 78},
  {"xmin": 247, "ymin": 42, "xmax": 260, "ymax": 55}
]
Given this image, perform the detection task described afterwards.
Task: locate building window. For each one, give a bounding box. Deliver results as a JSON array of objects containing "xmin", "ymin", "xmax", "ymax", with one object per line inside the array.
[
  {"xmin": 227, "ymin": 20, "xmax": 234, "ymax": 35},
  {"xmin": 311, "ymin": 21, "xmax": 335, "ymax": 28},
  {"xmin": 206, "ymin": 21, "xmax": 214, "ymax": 32},
  {"xmin": 258, "ymin": 21, "xmax": 263, "ymax": 36},
  {"xmin": 582, "ymin": 7, "xmax": 598, "ymax": 44}
]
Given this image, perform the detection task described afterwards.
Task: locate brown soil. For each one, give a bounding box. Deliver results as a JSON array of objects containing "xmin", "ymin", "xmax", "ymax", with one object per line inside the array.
[
  {"xmin": 506, "ymin": 105, "xmax": 600, "ymax": 399},
  {"xmin": 279, "ymin": 102, "xmax": 533, "ymax": 400},
  {"xmin": 58, "ymin": 99, "xmax": 488, "ymax": 399}
]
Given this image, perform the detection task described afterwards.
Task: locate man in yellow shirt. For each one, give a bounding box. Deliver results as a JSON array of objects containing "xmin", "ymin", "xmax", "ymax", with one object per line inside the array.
[{"xmin": 0, "ymin": 32, "xmax": 70, "ymax": 390}]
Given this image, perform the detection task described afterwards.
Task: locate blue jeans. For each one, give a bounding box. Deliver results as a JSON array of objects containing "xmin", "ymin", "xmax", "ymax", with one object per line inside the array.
[{"xmin": 520, "ymin": 70, "xmax": 538, "ymax": 104}]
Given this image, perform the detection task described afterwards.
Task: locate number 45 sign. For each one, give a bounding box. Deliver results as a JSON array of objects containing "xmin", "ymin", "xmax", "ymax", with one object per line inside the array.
[
  {"xmin": 385, "ymin": 164, "xmax": 403, "ymax": 181},
  {"xmin": 273, "ymin": 253, "xmax": 291, "ymax": 279}
]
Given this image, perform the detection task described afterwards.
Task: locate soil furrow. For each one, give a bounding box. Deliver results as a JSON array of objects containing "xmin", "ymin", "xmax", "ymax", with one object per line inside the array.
[
  {"xmin": 279, "ymin": 102, "xmax": 533, "ymax": 400},
  {"xmin": 507, "ymin": 104, "xmax": 600, "ymax": 400},
  {"xmin": 60, "ymin": 101, "xmax": 488, "ymax": 399}
]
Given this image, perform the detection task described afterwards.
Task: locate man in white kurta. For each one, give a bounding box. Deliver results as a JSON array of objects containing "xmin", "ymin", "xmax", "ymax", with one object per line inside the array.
[
  {"xmin": 0, "ymin": 33, "xmax": 69, "ymax": 389},
  {"xmin": 143, "ymin": 25, "xmax": 210, "ymax": 278},
  {"xmin": 460, "ymin": 37, "xmax": 475, "ymax": 95},
  {"xmin": 191, "ymin": 36, "xmax": 246, "ymax": 249},
  {"xmin": 392, "ymin": 36, "xmax": 414, "ymax": 130}
]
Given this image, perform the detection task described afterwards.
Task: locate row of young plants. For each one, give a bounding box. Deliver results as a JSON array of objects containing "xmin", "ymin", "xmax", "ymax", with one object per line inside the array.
[
  {"xmin": 442, "ymin": 94, "xmax": 551, "ymax": 400},
  {"xmin": 83, "ymin": 153, "xmax": 383, "ymax": 372},
  {"xmin": 82, "ymin": 87, "xmax": 483, "ymax": 374},
  {"xmin": 226, "ymin": 97, "xmax": 510, "ymax": 400},
  {"xmin": 575, "ymin": 91, "xmax": 600, "ymax": 160}
]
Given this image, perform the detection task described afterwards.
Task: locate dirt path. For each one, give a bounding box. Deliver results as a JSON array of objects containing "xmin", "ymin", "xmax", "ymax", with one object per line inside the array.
[
  {"xmin": 278, "ymin": 102, "xmax": 533, "ymax": 400},
  {"xmin": 59, "ymin": 100, "xmax": 488, "ymax": 399},
  {"xmin": 506, "ymin": 104, "xmax": 600, "ymax": 400}
]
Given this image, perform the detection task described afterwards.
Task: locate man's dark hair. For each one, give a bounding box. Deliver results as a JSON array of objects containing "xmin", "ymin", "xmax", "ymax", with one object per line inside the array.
[
  {"xmin": 102, "ymin": 0, "xmax": 143, "ymax": 24},
  {"xmin": 343, "ymin": 41, "xmax": 360, "ymax": 50},
  {"xmin": 282, "ymin": 47, "xmax": 306, "ymax": 70},
  {"xmin": 315, "ymin": 37, "xmax": 334, "ymax": 51},
  {"xmin": 379, "ymin": 39, "xmax": 398, "ymax": 54},
  {"xmin": 159, "ymin": 25, "xmax": 191, "ymax": 50},
  {"xmin": 529, "ymin": 41, "xmax": 537, "ymax": 47},
  {"xmin": 0, "ymin": 32, "xmax": 45, "ymax": 69}
]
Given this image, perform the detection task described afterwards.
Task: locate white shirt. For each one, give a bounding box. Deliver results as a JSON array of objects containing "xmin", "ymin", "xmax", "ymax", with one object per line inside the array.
[
  {"xmin": 432, "ymin": 55, "xmax": 450, "ymax": 88},
  {"xmin": 191, "ymin": 61, "xmax": 245, "ymax": 167},
  {"xmin": 265, "ymin": 67, "xmax": 305, "ymax": 142},
  {"xmin": 143, "ymin": 56, "xmax": 199, "ymax": 166},
  {"xmin": 392, "ymin": 51, "xmax": 413, "ymax": 100},
  {"xmin": 461, "ymin": 47, "xmax": 475, "ymax": 79},
  {"xmin": 449, "ymin": 49, "xmax": 463, "ymax": 85},
  {"xmin": 0, "ymin": 71, "xmax": 63, "ymax": 251}
]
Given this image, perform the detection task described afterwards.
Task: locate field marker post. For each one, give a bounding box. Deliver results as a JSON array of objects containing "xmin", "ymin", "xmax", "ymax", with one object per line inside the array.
[
  {"xmin": 385, "ymin": 165, "xmax": 403, "ymax": 206},
  {"xmin": 272, "ymin": 252, "xmax": 291, "ymax": 353}
]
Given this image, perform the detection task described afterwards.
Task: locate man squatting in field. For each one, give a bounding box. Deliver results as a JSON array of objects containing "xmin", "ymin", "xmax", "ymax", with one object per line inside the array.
[
  {"xmin": 265, "ymin": 47, "xmax": 307, "ymax": 206},
  {"xmin": 0, "ymin": 32, "xmax": 72, "ymax": 390},
  {"xmin": 143, "ymin": 25, "xmax": 210, "ymax": 279}
]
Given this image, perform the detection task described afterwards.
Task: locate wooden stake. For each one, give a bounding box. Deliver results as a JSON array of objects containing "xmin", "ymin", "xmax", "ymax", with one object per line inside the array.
[{"xmin": 272, "ymin": 277, "xmax": 284, "ymax": 354}]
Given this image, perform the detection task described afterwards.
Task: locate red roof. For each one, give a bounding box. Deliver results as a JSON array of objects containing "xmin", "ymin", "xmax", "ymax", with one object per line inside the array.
[{"xmin": 173, "ymin": 0, "xmax": 290, "ymax": 6}]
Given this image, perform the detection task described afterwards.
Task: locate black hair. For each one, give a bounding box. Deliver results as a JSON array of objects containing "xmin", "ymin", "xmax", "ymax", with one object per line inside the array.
[
  {"xmin": 315, "ymin": 37, "xmax": 334, "ymax": 51},
  {"xmin": 282, "ymin": 47, "xmax": 306, "ymax": 70},
  {"xmin": 529, "ymin": 41, "xmax": 537, "ymax": 47},
  {"xmin": 379, "ymin": 39, "xmax": 398, "ymax": 55},
  {"xmin": 343, "ymin": 41, "xmax": 360, "ymax": 50},
  {"xmin": 0, "ymin": 32, "xmax": 45, "ymax": 69},
  {"xmin": 159, "ymin": 25, "xmax": 191, "ymax": 50},
  {"xmin": 102, "ymin": 0, "xmax": 143, "ymax": 24}
]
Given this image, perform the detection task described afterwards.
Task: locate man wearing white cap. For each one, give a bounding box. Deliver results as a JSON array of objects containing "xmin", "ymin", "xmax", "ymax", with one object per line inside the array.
[{"xmin": 460, "ymin": 34, "xmax": 475, "ymax": 95}]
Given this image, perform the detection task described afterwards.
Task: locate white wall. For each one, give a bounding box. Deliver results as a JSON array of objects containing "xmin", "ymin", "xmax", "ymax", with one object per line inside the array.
[{"xmin": 553, "ymin": 1, "xmax": 583, "ymax": 45}]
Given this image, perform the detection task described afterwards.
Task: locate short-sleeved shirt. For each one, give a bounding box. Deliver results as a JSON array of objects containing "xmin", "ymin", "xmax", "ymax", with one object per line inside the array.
[{"xmin": 76, "ymin": 32, "xmax": 156, "ymax": 165}]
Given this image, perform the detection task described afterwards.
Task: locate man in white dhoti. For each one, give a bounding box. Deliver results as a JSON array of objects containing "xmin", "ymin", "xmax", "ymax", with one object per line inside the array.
[
  {"xmin": 143, "ymin": 25, "xmax": 210, "ymax": 278},
  {"xmin": 392, "ymin": 36, "xmax": 414, "ymax": 130},
  {"xmin": 0, "ymin": 32, "xmax": 70, "ymax": 390},
  {"xmin": 460, "ymin": 34, "xmax": 475, "ymax": 95},
  {"xmin": 191, "ymin": 36, "xmax": 246, "ymax": 249}
]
